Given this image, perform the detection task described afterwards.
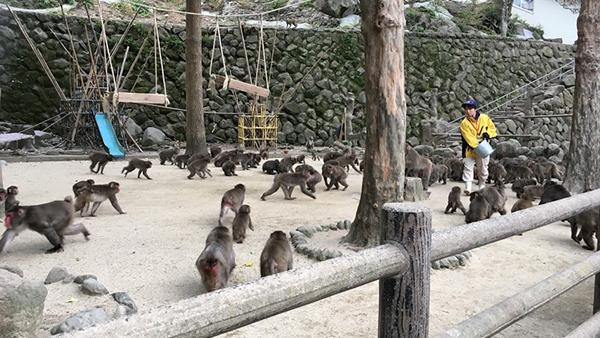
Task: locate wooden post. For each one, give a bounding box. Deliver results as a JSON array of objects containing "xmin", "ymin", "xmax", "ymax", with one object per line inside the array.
[{"xmin": 379, "ymin": 203, "xmax": 431, "ymax": 338}]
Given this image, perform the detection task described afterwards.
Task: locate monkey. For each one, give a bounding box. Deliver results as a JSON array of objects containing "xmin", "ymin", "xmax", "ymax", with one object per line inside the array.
[
  {"xmin": 445, "ymin": 186, "xmax": 467, "ymax": 215},
  {"xmin": 158, "ymin": 147, "xmax": 180, "ymax": 165},
  {"xmin": 219, "ymin": 184, "xmax": 245, "ymax": 226},
  {"xmin": 0, "ymin": 197, "xmax": 90, "ymax": 254},
  {"xmin": 507, "ymin": 165, "xmax": 535, "ymax": 183},
  {"xmin": 4, "ymin": 186, "xmax": 20, "ymax": 212},
  {"xmin": 465, "ymin": 191, "xmax": 492, "ymax": 223},
  {"xmin": 259, "ymin": 145, "xmax": 269, "ymax": 160},
  {"xmin": 296, "ymin": 154, "xmax": 306, "ymax": 164},
  {"xmin": 533, "ymin": 160, "xmax": 562, "ymax": 184},
  {"xmin": 260, "ymin": 230, "xmax": 293, "ymax": 277},
  {"xmin": 511, "ymin": 197, "xmax": 534, "ymax": 213},
  {"xmin": 295, "ymin": 164, "xmax": 315, "ymax": 173},
  {"xmin": 175, "ymin": 154, "xmax": 190, "ymax": 169},
  {"xmin": 571, "ymin": 208, "xmax": 599, "ymax": 251},
  {"xmin": 487, "ymin": 160, "xmax": 507, "ymax": 184},
  {"xmin": 445, "ymin": 158, "xmax": 464, "ymax": 182},
  {"xmin": 0, "ymin": 188, "xmax": 6, "ymax": 202},
  {"xmin": 511, "ymin": 178, "xmax": 538, "ymax": 198},
  {"xmin": 261, "ymin": 170, "xmax": 316, "ymax": 201},
  {"xmin": 322, "ymin": 164, "xmax": 348, "ymax": 191},
  {"xmin": 195, "ymin": 226, "xmax": 236, "ymax": 292},
  {"xmin": 210, "ymin": 145, "xmax": 222, "ymax": 158},
  {"xmin": 521, "ymin": 185, "xmax": 545, "ymax": 201},
  {"xmin": 285, "ymin": 18, "xmax": 298, "ymax": 28},
  {"xmin": 277, "ymin": 156, "xmax": 297, "ymax": 173},
  {"xmin": 222, "ymin": 160, "xmax": 237, "ymax": 176},
  {"xmin": 305, "ymin": 135, "xmax": 314, "ymax": 152},
  {"xmin": 89, "ymin": 152, "xmax": 114, "ymax": 174},
  {"xmin": 231, "ymin": 153, "xmax": 257, "ymax": 170},
  {"xmin": 232, "ymin": 205, "xmax": 254, "ymax": 243},
  {"xmin": 72, "ymin": 179, "xmax": 95, "ymax": 197},
  {"xmin": 479, "ymin": 186, "xmax": 507, "ymax": 216},
  {"xmin": 430, "ymin": 155, "xmax": 445, "ymax": 165},
  {"xmin": 262, "ymin": 160, "xmax": 280, "ymax": 175},
  {"xmin": 326, "ymin": 154, "xmax": 361, "ymax": 174},
  {"xmin": 74, "ymin": 181, "xmax": 125, "ymax": 217},
  {"xmin": 539, "ymin": 182, "xmax": 571, "ymax": 205},
  {"xmin": 296, "ymin": 166, "xmax": 322, "ymax": 193},
  {"xmin": 187, "ymin": 154, "xmax": 212, "ymax": 179},
  {"xmin": 122, "ymin": 158, "xmax": 152, "ymax": 180},
  {"xmin": 213, "ymin": 153, "xmax": 232, "ymax": 167},
  {"xmin": 323, "ymin": 151, "xmax": 343, "ymax": 163},
  {"xmin": 311, "ymin": 151, "xmax": 321, "ymax": 162},
  {"xmin": 429, "ymin": 164, "xmax": 449, "ymax": 185},
  {"xmin": 187, "ymin": 152, "xmax": 211, "ymax": 165},
  {"xmin": 246, "ymin": 153, "xmax": 262, "ymax": 168},
  {"xmin": 405, "ymin": 144, "xmax": 433, "ymax": 191}
]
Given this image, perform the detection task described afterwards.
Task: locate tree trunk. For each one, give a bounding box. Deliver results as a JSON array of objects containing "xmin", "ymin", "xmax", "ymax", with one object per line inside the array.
[
  {"xmin": 495, "ymin": 0, "xmax": 512, "ymax": 37},
  {"xmin": 563, "ymin": 0, "xmax": 600, "ymax": 194},
  {"xmin": 185, "ymin": 0, "xmax": 207, "ymax": 155},
  {"xmin": 342, "ymin": 0, "xmax": 407, "ymax": 247}
]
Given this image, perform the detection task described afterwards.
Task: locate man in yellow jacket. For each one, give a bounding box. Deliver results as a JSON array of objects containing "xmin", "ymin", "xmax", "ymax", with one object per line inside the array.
[{"xmin": 460, "ymin": 99, "xmax": 497, "ymax": 195}]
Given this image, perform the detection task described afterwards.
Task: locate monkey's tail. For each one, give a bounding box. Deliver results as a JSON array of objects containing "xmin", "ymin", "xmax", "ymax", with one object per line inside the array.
[
  {"xmin": 64, "ymin": 196, "xmax": 73, "ymax": 203},
  {"xmin": 268, "ymin": 258, "xmax": 278, "ymax": 275}
]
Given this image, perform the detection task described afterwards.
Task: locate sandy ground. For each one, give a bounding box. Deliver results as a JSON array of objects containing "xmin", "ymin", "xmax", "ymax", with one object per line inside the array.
[{"xmin": 0, "ymin": 155, "xmax": 595, "ymax": 337}]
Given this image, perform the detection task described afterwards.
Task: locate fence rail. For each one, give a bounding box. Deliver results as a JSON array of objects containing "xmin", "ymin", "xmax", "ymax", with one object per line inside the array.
[{"xmin": 64, "ymin": 189, "xmax": 600, "ymax": 338}]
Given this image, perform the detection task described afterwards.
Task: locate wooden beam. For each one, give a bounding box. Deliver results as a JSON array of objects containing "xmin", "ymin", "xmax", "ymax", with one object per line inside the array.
[
  {"xmin": 214, "ymin": 75, "xmax": 270, "ymax": 97},
  {"xmin": 116, "ymin": 92, "xmax": 168, "ymax": 105}
]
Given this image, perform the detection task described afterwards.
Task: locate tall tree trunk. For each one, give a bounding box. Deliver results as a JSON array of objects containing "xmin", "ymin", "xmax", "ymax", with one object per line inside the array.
[
  {"xmin": 342, "ymin": 0, "xmax": 407, "ymax": 247},
  {"xmin": 495, "ymin": 0, "xmax": 512, "ymax": 37},
  {"xmin": 563, "ymin": 0, "xmax": 600, "ymax": 194},
  {"xmin": 185, "ymin": 0, "xmax": 207, "ymax": 155}
]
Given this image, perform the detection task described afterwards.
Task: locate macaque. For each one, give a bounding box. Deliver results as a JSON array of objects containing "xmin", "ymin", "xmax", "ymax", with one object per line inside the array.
[
  {"xmin": 231, "ymin": 153, "xmax": 257, "ymax": 170},
  {"xmin": 210, "ymin": 146, "xmax": 222, "ymax": 158},
  {"xmin": 5, "ymin": 186, "xmax": 20, "ymax": 212},
  {"xmin": 572, "ymin": 209, "xmax": 599, "ymax": 251},
  {"xmin": 521, "ymin": 185, "xmax": 545, "ymax": 201},
  {"xmin": 259, "ymin": 146, "xmax": 269, "ymax": 160},
  {"xmin": 261, "ymin": 171, "xmax": 316, "ymax": 201},
  {"xmin": 286, "ymin": 18, "xmax": 298, "ymax": 28},
  {"xmin": 175, "ymin": 154, "xmax": 190, "ymax": 169},
  {"xmin": 260, "ymin": 231, "xmax": 293, "ymax": 277},
  {"xmin": 445, "ymin": 186, "xmax": 467, "ymax": 215},
  {"xmin": 122, "ymin": 159, "xmax": 153, "ymax": 180},
  {"xmin": 511, "ymin": 178, "xmax": 537, "ymax": 198},
  {"xmin": 511, "ymin": 197, "xmax": 533, "ymax": 213},
  {"xmin": 295, "ymin": 166, "xmax": 321, "ymax": 193},
  {"xmin": 323, "ymin": 151, "xmax": 343, "ymax": 163},
  {"xmin": 405, "ymin": 145, "xmax": 433, "ymax": 191},
  {"xmin": 195, "ymin": 226, "xmax": 236, "ymax": 292},
  {"xmin": 0, "ymin": 197, "xmax": 90, "ymax": 254},
  {"xmin": 159, "ymin": 147, "xmax": 180, "ymax": 165},
  {"xmin": 262, "ymin": 160, "xmax": 280, "ymax": 175},
  {"xmin": 487, "ymin": 160, "xmax": 507, "ymax": 184},
  {"xmin": 187, "ymin": 154, "xmax": 212, "ymax": 179},
  {"xmin": 232, "ymin": 205, "xmax": 254, "ymax": 243},
  {"xmin": 479, "ymin": 186, "xmax": 507, "ymax": 216},
  {"xmin": 305, "ymin": 136, "xmax": 314, "ymax": 152},
  {"xmin": 222, "ymin": 160, "xmax": 237, "ymax": 176},
  {"xmin": 296, "ymin": 155, "xmax": 306, "ymax": 165},
  {"xmin": 465, "ymin": 191, "xmax": 492, "ymax": 223},
  {"xmin": 277, "ymin": 156, "xmax": 297, "ymax": 173},
  {"xmin": 326, "ymin": 154, "xmax": 361, "ymax": 174},
  {"xmin": 74, "ymin": 181, "xmax": 125, "ymax": 217},
  {"xmin": 429, "ymin": 164, "xmax": 448, "ymax": 185},
  {"xmin": 219, "ymin": 184, "xmax": 245, "ymax": 226},
  {"xmin": 72, "ymin": 179, "xmax": 95, "ymax": 197},
  {"xmin": 533, "ymin": 160, "xmax": 562, "ymax": 184},
  {"xmin": 322, "ymin": 164, "xmax": 348, "ymax": 191},
  {"xmin": 89, "ymin": 152, "xmax": 114, "ymax": 174}
]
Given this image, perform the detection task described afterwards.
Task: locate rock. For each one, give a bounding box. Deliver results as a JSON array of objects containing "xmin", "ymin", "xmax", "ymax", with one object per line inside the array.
[
  {"xmin": 81, "ymin": 279, "xmax": 109, "ymax": 295},
  {"xmin": 141, "ymin": 127, "xmax": 166, "ymax": 146},
  {"xmin": 0, "ymin": 269, "xmax": 47, "ymax": 337},
  {"xmin": 0, "ymin": 265, "xmax": 23, "ymax": 277},
  {"xmin": 447, "ymin": 256, "xmax": 460, "ymax": 268},
  {"xmin": 544, "ymin": 143, "xmax": 561, "ymax": 157},
  {"xmin": 125, "ymin": 118, "xmax": 143, "ymax": 138},
  {"xmin": 343, "ymin": 219, "xmax": 352, "ymax": 229},
  {"xmin": 296, "ymin": 225, "xmax": 316, "ymax": 237},
  {"xmin": 406, "ymin": 136, "xmax": 419, "ymax": 147},
  {"xmin": 493, "ymin": 141, "xmax": 517, "ymax": 159},
  {"xmin": 456, "ymin": 254, "xmax": 468, "ymax": 266},
  {"xmin": 74, "ymin": 274, "xmax": 97, "ymax": 284},
  {"xmin": 504, "ymin": 120, "xmax": 517, "ymax": 134},
  {"xmin": 404, "ymin": 177, "xmax": 427, "ymax": 202},
  {"xmin": 45, "ymin": 267, "xmax": 69, "ymax": 284},
  {"xmin": 414, "ymin": 145, "xmax": 434, "ymax": 157},
  {"xmin": 544, "ymin": 85, "xmax": 565, "ymax": 98},
  {"xmin": 431, "ymin": 260, "xmax": 441, "ymax": 269},
  {"xmin": 62, "ymin": 274, "xmax": 76, "ymax": 284},
  {"xmin": 112, "ymin": 292, "xmax": 138, "ymax": 314},
  {"xmin": 318, "ymin": 0, "xmax": 359, "ymax": 18},
  {"xmin": 433, "ymin": 148, "xmax": 455, "ymax": 158},
  {"xmin": 50, "ymin": 308, "xmax": 109, "ymax": 335}
]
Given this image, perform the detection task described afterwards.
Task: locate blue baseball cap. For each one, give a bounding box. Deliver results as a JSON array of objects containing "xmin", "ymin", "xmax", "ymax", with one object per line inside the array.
[{"xmin": 461, "ymin": 99, "xmax": 478, "ymax": 108}]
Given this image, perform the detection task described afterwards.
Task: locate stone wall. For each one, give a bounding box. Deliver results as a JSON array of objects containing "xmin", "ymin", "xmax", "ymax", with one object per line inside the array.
[{"xmin": 0, "ymin": 9, "xmax": 576, "ymax": 147}]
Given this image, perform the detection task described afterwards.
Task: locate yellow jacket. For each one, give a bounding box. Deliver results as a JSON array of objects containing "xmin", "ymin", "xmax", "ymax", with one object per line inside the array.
[{"xmin": 460, "ymin": 112, "xmax": 497, "ymax": 158}]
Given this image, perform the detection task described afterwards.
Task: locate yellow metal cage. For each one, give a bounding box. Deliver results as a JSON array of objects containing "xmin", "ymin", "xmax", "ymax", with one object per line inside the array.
[{"xmin": 238, "ymin": 104, "xmax": 278, "ymax": 149}]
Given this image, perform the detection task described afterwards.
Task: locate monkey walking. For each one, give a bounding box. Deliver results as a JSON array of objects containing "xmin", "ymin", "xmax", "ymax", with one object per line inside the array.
[
  {"xmin": 5, "ymin": 186, "xmax": 19, "ymax": 212},
  {"xmin": 261, "ymin": 170, "xmax": 316, "ymax": 201},
  {"xmin": 232, "ymin": 205, "xmax": 254, "ymax": 243},
  {"xmin": 89, "ymin": 152, "xmax": 114, "ymax": 174},
  {"xmin": 260, "ymin": 231, "xmax": 293, "ymax": 277},
  {"xmin": 322, "ymin": 164, "xmax": 348, "ymax": 191},
  {"xmin": 0, "ymin": 197, "xmax": 90, "ymax": 254},
  {"xmin": 445, "ymin": 186, "xmax": 467, "ymax": 215},
  {"xmin": 285, "ymin": 18, "xmax": 298, "ymax": 28},
  {"xmin": 159, "ymin": 147, "xmax": 181, "ymax": 165},
  {"xmin": 72, "ymin": 179, "xmax": 95, "ymax": 197},
  {"xmin": 122, "ymin": 158, "xmax": 153, "ymax": 179},
  {"xmin": 74, "ymin": 181, "xmax": 125, "ymax": 217},
  {"xmin": 196, "ymin": 226, "xmax": 236, "ymax": 292},
  {"xmin": 175, "ymin": 154, "xmax": 190, "ymax": 169},
  {"xmin": 219, "ymin": 184, "xmax": 246, "ymax": 226},
  {"xmin": 187, "ymin": 154, "xmax": 213, "ymax": 179},
  {"xmin": 262, "ymin": 160, "xmax": 280, "ymax": 175}
]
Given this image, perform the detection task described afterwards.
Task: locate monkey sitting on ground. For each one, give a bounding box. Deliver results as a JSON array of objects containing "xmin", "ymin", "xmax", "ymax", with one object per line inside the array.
[
  {"xmin": 511, "ymin": 178, "xmax": 538, "ymax": 198},
  {"xmin": 187, "ymin": 154, "xmax": 212, "ymax": 179},
  {"xmin": 479, "ymin": 186, "xmax": 507, "ymax": 216},
  {"xmin": 261, "ymin": 170, "xmax": 316, "ymax": 201},
  {"xmin": 159, "ymin": 147, "xmax": 180, "ymax": 165},
  {"xmin": 511, "ymin": 196, "xmax": 534, "ymax": 213},
  {"xmin": 429, "ymin": 164, "xmax": 449, "ymax": 185},
  {"xmin": 260, "ymin": 230, "xmax": 293, "ymax": 277},
  {"xmin": 445, "ymin": 186, "xmax": 467, "ymax": 215},
  {"xmin": 210, "ymin": 145, "xmax": 222, "ymax": 158},
  {"xmin": 72, "ymin": 179, "xmax": 95, "ymax": 197},
  {"xmin": 195, "ymin": 226, "xmax": 236, "ymax": 292},
  {"xmin": 74, "ymin": 181, "xmax": 125, "ymax": 217},
  {"xmin": 285, "ymin": 18, "xmax": 298, "ymax": 28},
  {"xmin": 521, "ymin": 185, "xmax": 545, "ymax": 201},
  {"xmin": 219, "ymin": 184, "xmax": 245, "ymax": 226},
  {"xmin": 405, "ymin": 144, "xmax": 433, "ymax": 191},
  {"xmin": 259, "ymin": 146, "xmax": 269, "ymax": 160},
  {"xmin": 487, "ymin": 160, "xmax": 507, "ymax": 184},
  {"xmin": 222, "ymin": 160, "xmax": 237, "ymax": 176},
  {"xmin": 322, "ymin": 164, "xmax": 348, "ymax": 191},
  {"xmin": 0, "ymin": 197, "xmax": 90, "ymax": 254},
  {"xmin": 262, "ymin": 160, "xmax": 280, "ymax": 175},
  {"xmin": 232, "ymin": 205, "xmax": 254, "ymax": 243},
  {"xmin": 538, "ymin": 182, "xmax": 575, "ymax": 226},
  {"xmin": 465, "ymin": 191, "xmax": 492, "ymax": 223},
  {"xmin": 89, "ymin": 152, "xmax": 114, "ymax": 174},
  {"xmin": 5, "ymin": 186, "xmax": 20, "ymax": 212},
  {"xmin": 122, "ymin": 158, "xmax": 153, "ymax": 179},
  {"xmin": 296, "ymin": 154, "xmax": 306, "ymax": 164},
  {"xmin": 175, "ymin": 154, "xmax": 190, "ymax": 169},
  {"xmin": 571, "ymin": 208, "xmax": 599, "ymax": 251}
]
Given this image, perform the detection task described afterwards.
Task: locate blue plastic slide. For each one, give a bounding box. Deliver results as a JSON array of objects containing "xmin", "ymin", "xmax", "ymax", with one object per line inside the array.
[{"xmin": 95, "ymin": 113, "xmax": 126, "ymax": 158}]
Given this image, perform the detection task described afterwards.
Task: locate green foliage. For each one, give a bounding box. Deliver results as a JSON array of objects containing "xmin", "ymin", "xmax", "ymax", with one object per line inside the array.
[
  {"xmin": 449, "ymin": 2, "xmax": 500, "ymax": 35},
  {"xmin": 271, "ymin": 0, "xmax": 288, "ymax": 10},
  {"xmin": 337, "ymin": 33, "xmax": 361, "ymax": 63},
  {"xmin": 111, "ymin": 0, "xmax": 151, "ymax": 18},
  {"xmin": 74, "ymin": 0, "xmax": 94, "ymax": 9},
  {"xmin": 300, "ymin": 1, "xmax": 314, "ymax": 8},
  {"xmin": 532, "ymin": 24, "xmax": 545, "ymax": 38},
  {"xmin": 405, "ymin": 7, "xmax": 436, "ymax": 32}
]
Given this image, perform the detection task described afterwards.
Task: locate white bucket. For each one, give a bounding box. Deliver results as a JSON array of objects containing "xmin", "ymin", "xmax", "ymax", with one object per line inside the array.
[{"xmin": 474, "ymin": 140, "xmax": 494, "ymax": 158}]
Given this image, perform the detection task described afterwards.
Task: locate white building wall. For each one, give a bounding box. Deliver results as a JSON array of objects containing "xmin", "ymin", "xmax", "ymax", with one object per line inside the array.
[{"xmin": 512, "ymin": 0, "xmax": 578, "ymax": 45}]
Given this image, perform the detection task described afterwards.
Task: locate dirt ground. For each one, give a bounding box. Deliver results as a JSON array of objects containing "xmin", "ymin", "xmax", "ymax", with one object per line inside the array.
[{"xmin": 0, "ymin": 155, "xmax": 595, "ymax": 337}]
